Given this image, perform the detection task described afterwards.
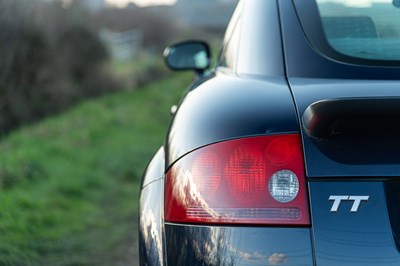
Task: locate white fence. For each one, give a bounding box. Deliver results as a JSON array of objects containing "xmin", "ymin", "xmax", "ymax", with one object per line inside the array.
[{"xmin": 100, "ymin": 29, "xmax": 143, "ymax": 61}]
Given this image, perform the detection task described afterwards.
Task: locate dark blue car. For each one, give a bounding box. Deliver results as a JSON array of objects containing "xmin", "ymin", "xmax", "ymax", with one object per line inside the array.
[{"xmin": 139, "ymin": 0, "xmax": 400, "ymax": 265}]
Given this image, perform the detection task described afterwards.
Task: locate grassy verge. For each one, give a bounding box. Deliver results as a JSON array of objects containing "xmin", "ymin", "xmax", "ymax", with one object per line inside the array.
[
  {"xmin": 111, "ymin": 55, "xmax": 169, "ymax": 90},
  {"xmin": 0, "ymin": 73, "xmax": 191, "ymax": 265}
]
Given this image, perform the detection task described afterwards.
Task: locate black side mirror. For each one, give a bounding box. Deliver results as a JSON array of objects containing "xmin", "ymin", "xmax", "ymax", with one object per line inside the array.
[{"xmin": 163, "ymin": 41, "xmax": 211, "ymax": 73}]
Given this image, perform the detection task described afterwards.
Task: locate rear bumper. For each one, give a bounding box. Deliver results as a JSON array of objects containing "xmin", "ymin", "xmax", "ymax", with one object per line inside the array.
[{"xmin": 164, "ymin": 223, "xmax": 314, "ymax": 265}]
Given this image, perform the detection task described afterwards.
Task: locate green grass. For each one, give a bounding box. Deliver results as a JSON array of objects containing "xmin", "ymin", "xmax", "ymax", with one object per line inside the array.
[
  {"xmin": 110, "ymin": 55, "xmax": 169, "ymax": 90},
  {"xmin": 0, "ymin": 73, "xmax": 191, "ymax": 265}
]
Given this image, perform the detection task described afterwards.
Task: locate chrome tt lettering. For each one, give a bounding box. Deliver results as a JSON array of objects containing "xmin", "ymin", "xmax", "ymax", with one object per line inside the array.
[{"xmin": 329, "ymin": 195, "xmax": 370, "ymax": 212}]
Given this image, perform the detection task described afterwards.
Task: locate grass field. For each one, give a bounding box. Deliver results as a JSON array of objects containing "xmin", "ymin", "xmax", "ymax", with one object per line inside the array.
[{"xmin": 0, "ymin": 73, "xmax": 191, "ymax": 265}]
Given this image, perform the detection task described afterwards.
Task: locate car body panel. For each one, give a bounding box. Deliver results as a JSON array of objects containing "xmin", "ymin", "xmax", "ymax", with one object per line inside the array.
[
  {"xmin": 166, "ymin": 75, "xmax": 299, "ymax": 169},
  {"xmin": 139, "ymin": 148, "xmax": 165, "ymax": 266},
  {"xmin": 289, "ymin": 78, "xmax": 400, "ymax": 177},
  {"xmin": 139, "ymin": 179, "xmax": 164, "ymax": 266},
  {"xmin": 141, "ymin": 147, "xmax": 164, "ymax": 187},
  {"xmin": 309, "ymin": 181, "xmax": 400, "ymax": 265},
  {"xmin": 165, "ymin": 224, "xmax": 314, "ymax": 266},
  {"xmin": 236, "ymin": 0, "xmax": 284, "ymax": 76}
]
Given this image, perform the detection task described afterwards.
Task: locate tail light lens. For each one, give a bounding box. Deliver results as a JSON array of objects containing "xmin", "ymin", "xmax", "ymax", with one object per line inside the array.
[{"xmin": 165, "ymin": 134, "xmax": 310, "ymax": 225}]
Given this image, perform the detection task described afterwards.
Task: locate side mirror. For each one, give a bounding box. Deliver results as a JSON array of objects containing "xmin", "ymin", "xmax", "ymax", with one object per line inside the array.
[{"xmin": 163, "ymin": 41, "xmax": 211, "ymax": 73}]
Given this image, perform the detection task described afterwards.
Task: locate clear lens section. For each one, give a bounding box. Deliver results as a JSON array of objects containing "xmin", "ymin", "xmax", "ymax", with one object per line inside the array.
[{"xmin": 269, "ymin": 170, "xmax": 299, "ymax": 203}]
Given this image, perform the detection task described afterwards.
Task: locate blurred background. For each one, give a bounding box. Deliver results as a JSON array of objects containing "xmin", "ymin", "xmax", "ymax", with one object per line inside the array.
[{"xmin": 0, "ymin": 0, "xmax": 237, "ymax": 265}]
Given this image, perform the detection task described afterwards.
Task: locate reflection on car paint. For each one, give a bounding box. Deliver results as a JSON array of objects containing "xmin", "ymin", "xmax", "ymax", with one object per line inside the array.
[
  {"xmin": 139, "ymin": 180, "xmax": 163, "ymax": 266},
  {"xmin": 165, "ymin": 224, "xmax": 313, "ymax": 265}
]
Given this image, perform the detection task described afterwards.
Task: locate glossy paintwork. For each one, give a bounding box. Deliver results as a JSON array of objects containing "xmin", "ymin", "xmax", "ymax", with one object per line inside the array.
[
  {"xmin": 166, "ymin": 74, "xmax": 299, "ymax": 168},
  {"xmin": 141, "ymin": 147, "xmax": 164, "ymax": 187},
  {"xmin": 236, "ymin": 0, "xmax": 284, "ymax": 76},
  {"xmin": 384, "ymin": 180, "xmax": 400, "ymax": 252},
  {"xmin": 139, "ymin": 178, "xmax": 164, "ymax": 266},
  {"xmin": 302, "ymin": 98, "xmax": 400, "ymax": 138},
  {"xmin": 289, "ymin": 78, "xmax": 400, "ymax": 177},
  {"xmin": 309, "ymin": 181, "xmax": 400, "ymax": 265},
  {"xmin": 165, "ymin": 224, "xmax": 313, "ymax": 266},
  {"xmin": 139, "ymin": 148, "xmax": 165, "ymax": 266}
]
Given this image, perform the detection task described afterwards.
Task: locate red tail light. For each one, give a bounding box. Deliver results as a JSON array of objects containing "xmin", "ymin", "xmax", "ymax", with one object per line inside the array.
[{"xmin": 165, "ymin": 134, "xmax": 310, "ymax": 225}]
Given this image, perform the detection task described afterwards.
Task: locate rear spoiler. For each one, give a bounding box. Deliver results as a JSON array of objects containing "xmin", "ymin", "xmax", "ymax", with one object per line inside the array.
[{"xmin": 302, "ymin": 98, "xmax": 400, "ymax": 138}]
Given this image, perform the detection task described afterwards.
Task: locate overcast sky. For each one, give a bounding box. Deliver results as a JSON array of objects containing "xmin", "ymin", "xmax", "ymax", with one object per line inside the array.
[{"xmin": 106, "ymin": 0, "xmax": 177, "ymax": 7}]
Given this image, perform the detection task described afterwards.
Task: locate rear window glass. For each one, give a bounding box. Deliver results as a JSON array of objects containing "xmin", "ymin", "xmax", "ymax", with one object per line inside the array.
[{"xmin": 295, "ymin": 0, "xmax": 400, "ymax": 63}]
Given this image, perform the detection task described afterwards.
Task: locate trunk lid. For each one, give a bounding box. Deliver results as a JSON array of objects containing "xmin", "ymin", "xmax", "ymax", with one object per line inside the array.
[
  {"xmin": 290, "ymin": 78, "xmax": 400, "ymax": 264},
  {"xmin": 290, "ymin": 78, "xmax": 400, "ymax": 177},
  {"xmin": 309, "ymin": 180, "xmax": 400, "ymax": 265}
]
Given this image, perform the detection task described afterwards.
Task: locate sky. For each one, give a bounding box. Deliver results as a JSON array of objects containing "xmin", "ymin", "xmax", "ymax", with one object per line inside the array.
[{"xmin": 106, "ymin": 0, "xmax": 177, "ymax": 7}]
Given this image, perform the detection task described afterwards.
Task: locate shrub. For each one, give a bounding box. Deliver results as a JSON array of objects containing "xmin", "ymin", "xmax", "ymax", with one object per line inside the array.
[{"xmin": 0, "ymin": 0, "xmax": 118, "ymax": 135}]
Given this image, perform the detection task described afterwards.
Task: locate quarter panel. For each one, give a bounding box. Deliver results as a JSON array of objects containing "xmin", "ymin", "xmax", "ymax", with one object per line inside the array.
[
  {"xmin": 166, "ymin": 75, "xmax": 299, "ymax": 168},
  {"xmin": 139, "ymin": 179, "xmax": 164, "ymax": 266},
  {"xmin": 141, "ymin": 147, "xmax": 164, "ymax": 188},
  {"xmin": 237, "ymin": 0, "xmax": 284, "ymax": 76}
]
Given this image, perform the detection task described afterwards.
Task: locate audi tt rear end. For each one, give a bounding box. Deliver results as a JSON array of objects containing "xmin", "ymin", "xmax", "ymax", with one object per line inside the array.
[{"xmin": 139, "ymin": 0, "xmax": 400, "ymax": 265}]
